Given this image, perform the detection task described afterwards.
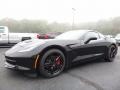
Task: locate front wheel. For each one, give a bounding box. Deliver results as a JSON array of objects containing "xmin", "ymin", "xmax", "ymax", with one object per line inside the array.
[
  {"xmin": 105, "ymin": 45, "xmax": 117, "ymax": 62},
  {"xmin": 39, "ymin": 49, "xmax": 65, "ymax": 78}
]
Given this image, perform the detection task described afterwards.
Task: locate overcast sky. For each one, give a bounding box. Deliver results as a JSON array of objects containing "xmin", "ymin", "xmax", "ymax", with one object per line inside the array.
[{"xmin": 0, "ymin": 0, "xmax": 120, "ymax": 23}]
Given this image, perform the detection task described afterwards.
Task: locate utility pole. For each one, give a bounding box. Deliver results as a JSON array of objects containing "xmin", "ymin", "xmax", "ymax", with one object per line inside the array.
[{"xmin": 72, "ymin": 8, "xmax": 76, "ymax": 30}]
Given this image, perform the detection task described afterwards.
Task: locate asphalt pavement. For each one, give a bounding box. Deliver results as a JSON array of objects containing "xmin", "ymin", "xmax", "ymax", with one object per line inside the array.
[{"xmin": 0, "ymin": 47, "xmax": 120, "ymax": 90}]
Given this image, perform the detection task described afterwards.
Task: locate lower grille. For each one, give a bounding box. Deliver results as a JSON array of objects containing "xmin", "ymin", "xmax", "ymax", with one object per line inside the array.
[{"xmin": 6, "ymin": 58, "xmax": 16, "ymax": 65}]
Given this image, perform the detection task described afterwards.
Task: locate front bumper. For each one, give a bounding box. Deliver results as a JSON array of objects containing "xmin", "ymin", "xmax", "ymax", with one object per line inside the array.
[
  {"xmin": 5, "ymin": 62, "xmax": 31, "ymax": 71},
  {"xmin": 5, "ymin": 56, "xmax": 37, "ymax": 72}
]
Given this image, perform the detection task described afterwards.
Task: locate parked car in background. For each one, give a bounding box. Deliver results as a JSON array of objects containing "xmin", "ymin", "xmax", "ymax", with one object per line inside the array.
[
  {"xmin": 39, "ymin": 32, "xmax": 62, "ymax": 39},
  {"xmin": 105, "ymin": 35, "xmax": 114, "ymax": 38},
  {"xmin": 0, "ymin": 26, "xmax": 40, "ymax": 45},
  {"xmin": 115, "ymin": 34, "xmax": 120, "ymax": 45}
]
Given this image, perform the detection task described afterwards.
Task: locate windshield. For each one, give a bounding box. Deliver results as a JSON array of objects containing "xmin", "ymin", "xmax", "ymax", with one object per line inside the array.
[{"xmin": 55, "ymin": 30, "xmax": 87, "ymax": 40}]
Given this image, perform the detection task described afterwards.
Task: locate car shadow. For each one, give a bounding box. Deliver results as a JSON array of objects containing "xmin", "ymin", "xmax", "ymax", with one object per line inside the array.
[{"xmin": 5, "ymin": 69, "xmax": 45, "ymax": 80}]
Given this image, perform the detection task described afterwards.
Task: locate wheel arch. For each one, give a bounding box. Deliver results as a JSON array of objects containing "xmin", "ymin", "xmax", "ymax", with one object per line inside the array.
[
  {"xmin": 105, "ymin": 43, "xmax": 118, "ymax": 57},
  {"xmin": 110, "ymin": 43, "xmax": 117, "ymax": 48},
  {"xmin": 36, "ymin": 45, "xmax": 68, "ymax": 70},
  {"xmin": 107, "ymin": 43, "xmax": 117, "ymax": 51},
  {"xmin": 104, "ymin": 43, "xmax": 118, "ymax": 62},
  {"xmin": 110, "ymin": 43, "xmax": 118, "ymax": 52},
  {"xmin": 40, "ymin": 45, "xmax": 67, "ymax": 57}
]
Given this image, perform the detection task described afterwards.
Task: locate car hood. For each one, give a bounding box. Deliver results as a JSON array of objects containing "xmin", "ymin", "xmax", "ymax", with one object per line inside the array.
[
  {"xmin": 5, "ymin": 39, "xmax": 45, "ymax": 55},
  {"xmin": 17, "ymin": 39, "xmax": 45, "ymax": 47},
  {"xmin": 15, "ymin": 39, "xmax": 78, "ymax": 47}
]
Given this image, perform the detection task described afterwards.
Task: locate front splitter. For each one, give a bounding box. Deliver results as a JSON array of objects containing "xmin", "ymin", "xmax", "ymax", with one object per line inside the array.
[{"xmin": 5, "ymin": 62, "xmax": 31, "ymax": 71}]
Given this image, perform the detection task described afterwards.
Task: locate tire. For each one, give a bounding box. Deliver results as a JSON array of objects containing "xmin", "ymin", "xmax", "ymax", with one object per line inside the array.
[
  {"xmin": 39, "ymin": 49, "xmax": 65, "ymax": 78},
  {"xmin": 105, "ymin": 45, "xmax": 117, "ymax": 62}
]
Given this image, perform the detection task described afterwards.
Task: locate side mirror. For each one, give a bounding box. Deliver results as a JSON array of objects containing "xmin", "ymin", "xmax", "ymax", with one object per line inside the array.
[{"xmin": 85, "ymin": 37, "xmax": 97, "ymax": 44}]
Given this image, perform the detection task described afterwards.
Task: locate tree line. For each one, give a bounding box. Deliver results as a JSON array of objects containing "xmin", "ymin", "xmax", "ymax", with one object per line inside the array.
[{"xmin": 0, "ymin": 17, "xmax": 120, "ymax": 35}]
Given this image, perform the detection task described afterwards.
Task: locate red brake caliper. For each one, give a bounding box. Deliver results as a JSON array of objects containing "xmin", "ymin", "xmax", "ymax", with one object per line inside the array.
[{"xmin": 55, "ymin": 56, "xmax": 61, "ymax": 65}]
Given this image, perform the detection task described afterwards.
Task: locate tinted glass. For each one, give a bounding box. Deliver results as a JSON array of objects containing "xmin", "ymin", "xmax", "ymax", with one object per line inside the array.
[
  {"xmin": 83, "ymin": 32, "xmax": 99, "ymax": 42},
  {"xmin": 99, "ymin": 33, "xmax": 105, "ymax": 38},
  {"xmin": 55, "ymin": 30, "xmax": 87, "ymax": 40},
  {"xmin": 0, "ymin": 29, "xmax": 4, "ymax": 33}
]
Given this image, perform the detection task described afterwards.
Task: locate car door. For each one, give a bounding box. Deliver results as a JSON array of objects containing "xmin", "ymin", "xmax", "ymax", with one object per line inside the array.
[
  {"xmin": 72, "ymin": 31, "xmax": 105, "ymax": 62},
  {"xmin": 0, "ymin": 27, "xmax": 9, "ymax": 44}
]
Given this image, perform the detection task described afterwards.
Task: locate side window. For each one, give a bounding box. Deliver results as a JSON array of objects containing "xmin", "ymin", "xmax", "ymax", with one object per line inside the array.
[
  {"xmin": 0, "ymin": 27, "xmax": 5, "ymax": 33},
  {"xmin": 99, "ymin": 33, "xmax": 105, "ymax": 39},
  {"xmin": 0, "ymin": 29, "xmax": 4, "ymax": 33},
  {"xmin": 83, "ymin": 32, "xmax": 99, "ymax": 42}
]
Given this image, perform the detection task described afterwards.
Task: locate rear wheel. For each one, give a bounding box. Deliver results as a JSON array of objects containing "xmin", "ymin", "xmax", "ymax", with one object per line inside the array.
[
  {"xmin": 105, "ymin": 45, "xmax": 117, "ymax": 62},
  {"xmin": 39, "ymin": 49, "xmax": 65, "ymax": 78}
]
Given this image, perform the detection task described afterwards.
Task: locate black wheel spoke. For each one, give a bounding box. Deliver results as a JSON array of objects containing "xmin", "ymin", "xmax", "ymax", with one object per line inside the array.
[
  {"xmin": 55, "ymin": 65, "xmax": 63, "ymax": 71},
  {"xmin": 43, "ymin": 53, "xmax": 64, "ymax": 75}
]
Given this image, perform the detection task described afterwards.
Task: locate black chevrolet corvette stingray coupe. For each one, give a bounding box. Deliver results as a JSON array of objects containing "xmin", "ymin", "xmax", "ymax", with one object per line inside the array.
[{"xmin": 5, "ymin": 30, "xmax": 118, "ymax": 78}]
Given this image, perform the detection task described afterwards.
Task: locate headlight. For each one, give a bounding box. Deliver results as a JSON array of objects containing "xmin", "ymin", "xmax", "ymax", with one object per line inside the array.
[{"xmin": 18, "ymin": 41, "xmax": 45, "ymax": 52}]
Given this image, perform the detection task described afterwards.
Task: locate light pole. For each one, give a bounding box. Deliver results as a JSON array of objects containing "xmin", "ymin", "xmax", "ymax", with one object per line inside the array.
[{"xmin": 72, "ymin": 8, "xmax": 76, "ymax": 30}]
